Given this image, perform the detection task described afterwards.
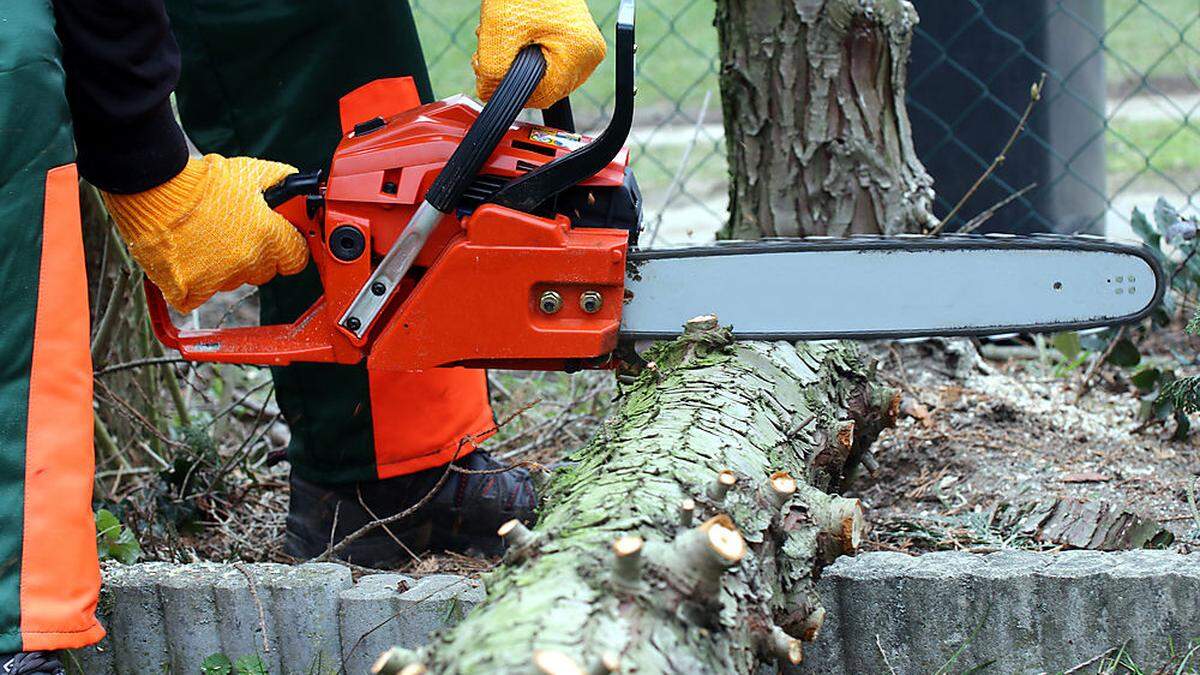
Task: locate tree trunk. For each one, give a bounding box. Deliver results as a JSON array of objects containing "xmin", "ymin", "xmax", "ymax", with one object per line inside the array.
[
  {"xmin": 375, "ymin": 321, "xmax": 898, "ymax": 674},
  {"xmin": 716, "ymin": 0, "xmax": 935, "ymax": 238}
]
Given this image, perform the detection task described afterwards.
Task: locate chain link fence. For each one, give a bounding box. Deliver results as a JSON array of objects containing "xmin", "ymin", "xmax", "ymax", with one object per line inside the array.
[{"xmin": 410, "ymin": 0, "xmax": 1198, "ymax": 242}]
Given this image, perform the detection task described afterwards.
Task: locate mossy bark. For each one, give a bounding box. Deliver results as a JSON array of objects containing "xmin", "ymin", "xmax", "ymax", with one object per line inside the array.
[
  {"xmin": 380, "ymin": 328, "xmax": 897, "ymax": 674},
  {"xmin": 716, "ymin": 0, "xmax": 935, "ymax": 238}
]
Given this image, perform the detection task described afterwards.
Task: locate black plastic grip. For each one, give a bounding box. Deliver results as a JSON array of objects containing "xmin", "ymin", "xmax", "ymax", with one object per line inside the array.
[
  {"xmin": 542, "ymin": 98, "xmax": 576, "ymax": 133},
  {"xmin": 263, "ymin": 169, "xmax": 323, "ymax": 209},
  {"xmin": 423, "ymin": 46, "xmax": 547, "ymax": 213}
]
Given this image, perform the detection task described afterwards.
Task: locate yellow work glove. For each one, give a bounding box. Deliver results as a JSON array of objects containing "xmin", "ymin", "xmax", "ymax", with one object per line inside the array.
[
  {"xmin": 103, "ymin": 154, "xmax": 309, "ymax": 313},
  {"xmin": 474, "ymin": 0, "xmax": 607, "ymax": 110}
]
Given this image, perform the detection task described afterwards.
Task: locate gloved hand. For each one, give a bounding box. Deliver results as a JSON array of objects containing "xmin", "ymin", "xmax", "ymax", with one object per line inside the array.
[
  {"xmin": 103, "ymin": 154, "xmax": 309, "ymax": 313},
  {"xmin": 474, "ymin": 0, "xmax": 607, "ymax": 110}
]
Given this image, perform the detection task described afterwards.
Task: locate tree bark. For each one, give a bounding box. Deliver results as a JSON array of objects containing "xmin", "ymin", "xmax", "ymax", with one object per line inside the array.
[
  {"xmin": 716, "ymin": 0, "xmax": 935, "ymax": 238},
  {"xmin": 375, "ymin": 322, "xmax": 898, "ymax": 674}
]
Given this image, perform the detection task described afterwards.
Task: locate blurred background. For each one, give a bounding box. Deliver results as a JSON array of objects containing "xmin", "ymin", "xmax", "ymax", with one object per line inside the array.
[{"xmin": 412, "ymin": 0, "xmax": 1199, "ymax": 242}]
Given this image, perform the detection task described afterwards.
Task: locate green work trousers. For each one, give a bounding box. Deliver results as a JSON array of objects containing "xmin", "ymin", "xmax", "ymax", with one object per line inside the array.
[
  {"xmin": 0, "ymin": 0, "xmax": 105, "ymax": 653},
  {"xmin": 164, "ymin": 0, "xmax": 444, "ymax": 484}
]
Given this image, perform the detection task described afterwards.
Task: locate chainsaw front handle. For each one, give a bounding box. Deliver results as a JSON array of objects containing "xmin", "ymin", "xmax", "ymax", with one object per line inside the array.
[
  {"xmin": 424, "ymin": 45, "xmax": 548, "ymax": 211},
  {"xmin": 491, "ymin": 0, "xmax": 637, "ymax": 212},
  {"xmin": 144, "ymin": 193, "xmax": 351, "ymax": 366}
]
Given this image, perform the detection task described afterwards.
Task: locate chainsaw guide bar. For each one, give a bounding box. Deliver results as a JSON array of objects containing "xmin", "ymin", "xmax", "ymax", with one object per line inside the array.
[{"xmin": 621, "ymin": 233, "xmax": 1165, "ymax": 341}]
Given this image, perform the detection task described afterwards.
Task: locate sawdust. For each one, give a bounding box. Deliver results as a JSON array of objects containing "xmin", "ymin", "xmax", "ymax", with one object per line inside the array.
[{"xmin": 858, "ymin": 340, "xmax": 1200, "ymax": 554}]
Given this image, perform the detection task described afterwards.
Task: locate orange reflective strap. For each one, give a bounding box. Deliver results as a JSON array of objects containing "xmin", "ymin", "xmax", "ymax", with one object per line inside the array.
[
  {"xmin": 20, "ymin": 164, "xmax": 104, "ymax": 650},
  {"xmin": 369, "ymin": 368, "xmax": 496, "ymax": 479}
]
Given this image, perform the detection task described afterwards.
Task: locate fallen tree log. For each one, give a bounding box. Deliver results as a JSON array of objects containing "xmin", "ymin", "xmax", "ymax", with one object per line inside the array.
[{"xmin": 375, "ymin": 319, "xmax": 897, "ymax": 674}]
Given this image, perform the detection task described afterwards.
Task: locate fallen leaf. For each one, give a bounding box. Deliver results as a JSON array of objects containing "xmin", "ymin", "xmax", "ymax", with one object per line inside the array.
[{"xmin": 900, "ymin": 396, "xmax": 934, "ymax": 428}]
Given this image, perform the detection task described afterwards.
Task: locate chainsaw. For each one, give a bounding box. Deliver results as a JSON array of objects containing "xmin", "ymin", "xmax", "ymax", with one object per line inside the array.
[{"xmin": 146, "ymin": 0, "xmax": 1164, "ymax": 373}]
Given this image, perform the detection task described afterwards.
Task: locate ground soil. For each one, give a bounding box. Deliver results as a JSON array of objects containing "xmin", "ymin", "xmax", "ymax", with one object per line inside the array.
[{"xmin": 856, "ymin": 337, "xmax": 1200, "ymax": 554}]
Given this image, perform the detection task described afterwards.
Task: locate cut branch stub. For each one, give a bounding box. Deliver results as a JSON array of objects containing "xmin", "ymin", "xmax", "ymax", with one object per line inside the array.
[
  {"xmin": 812, "ymin": 495, "xmax": 866, "ymax": 560},
  {"xmin": 684, "ymin": 314, "xmax": 720, "ymax": 335},
  {"xmin": 769, "ymin": 471, "xmax": 797, "ymax": 509},
  {"xmin": 668, "ymin": 514, "xmax": 747, "ymax": 597},
  {"xmin": 800, "ymin": 606, "xmax": 826, "ymax": 642},
  {"xmin": 835, "ymin": 420, "xmax": 855, "ymax": 451},
  {"xmin": 370, "ymin": 649, "xmax": 424, "ymax": 675},
  {"xmin": 758, "ymin": 625, "xmax": 804, "ymax": 666},
  {"xmin": 530, "ymin": 466, "xmax": 553, "ymax": 492},
  {"xmin": 678, "ymin": 497, "xmax": 696, "ymax": 527},
  {"xmin": 700, "ymin": 515, "xmax": 746, "ymax": 564},
  {"xmin": 588, "ymin": 652, "xmax": 621, "ymax": 675},
  {"xmin": 498, "ymin": 519, "xmax": 535, "ymax": 549},
  {"xmin": 611, "ymin": 535, "xmax": 645, "ymax": 589},
  {"xmin": 707, "ymin": 469, "xmax": 738, "ymax": 502}
]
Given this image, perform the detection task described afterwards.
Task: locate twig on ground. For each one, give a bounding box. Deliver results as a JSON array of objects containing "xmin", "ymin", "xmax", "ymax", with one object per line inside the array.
[
  {"xmin": 1076, "ymin": 326, "xmax": 1125, "ymax": 400},
  {"xmin": 94, "ymin": 379, "xmax": 187, "ymax": 449},
  {"xmin": 449, "ymin": 460, "xmax": 548, "ymax": 476},
  {"xmin": 233, "ymin": 562, "xmax": 272, "ymax": 655},
  {"xmin": 201, "ymin": 380, "xmax": 274, "ymax": 430},
  {"xmin": 1058, "ymin": 646, "xmax": 1119, "ymax": 675},
  {"xmin": 356, "ymin": 485, "xmax": 421, "ymax": 565},
  {"xmin": 1167, "ymin": 246, "xmax": 1199, "ymax": 290},
  {"xmin": 94, "ymin": 355, "xmax": 191, "ymax": 377},
  {"xmin": 930, "ymin": 73, "xmax": 1047, "ymax": 236}
]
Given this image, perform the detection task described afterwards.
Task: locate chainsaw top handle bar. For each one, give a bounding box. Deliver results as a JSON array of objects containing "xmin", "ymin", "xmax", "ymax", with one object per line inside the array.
[
  {"xmin": 424, "ymin": 45, "xmax": 547, "ymax": 211},
  {"xmin": 430, "ymin": 0, "xmax": 635, "ymax": 213},
  {"xmin": 262, "ymin": 45, "xmax": 548, "ymax": 212},
  {"xmin": 491, "ymin": 0, "xmax": 637, "ymax": 213}
]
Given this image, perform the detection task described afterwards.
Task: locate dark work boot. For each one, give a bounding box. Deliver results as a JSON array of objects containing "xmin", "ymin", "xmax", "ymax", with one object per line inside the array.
[
  {"xmin": 424, "ymin": 449, "xmax": 540, "ymax": 555},
  {"xmin": 284, "ymin": 473, "xmax": 435, "ymax": 568},
  {"xmin": 285, "ymin": 449, "xmax": 538, "ymax": 565},
  {"xmin": 1, "ymin": 652, "xmax": 65, "ymax": 675}
]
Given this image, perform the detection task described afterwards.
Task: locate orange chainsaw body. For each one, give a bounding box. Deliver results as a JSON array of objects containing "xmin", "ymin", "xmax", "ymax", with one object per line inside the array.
[{"xmin": 147, "ymin": 77, "xmax": 634, "ymax": 371}]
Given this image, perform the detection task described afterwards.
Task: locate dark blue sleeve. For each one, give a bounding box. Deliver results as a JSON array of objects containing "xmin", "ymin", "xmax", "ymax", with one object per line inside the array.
[{"xmin": 53, "ymin": 0, "xmax": 190, "ymax": 193}]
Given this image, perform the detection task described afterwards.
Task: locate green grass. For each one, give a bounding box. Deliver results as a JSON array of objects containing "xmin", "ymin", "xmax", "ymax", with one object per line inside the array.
[
  {"xmin": 1108, "ymin": 118, "xmax": 1200, "ymax": 180},
  {"xmin": 1104, "ymin": 0, "xmax": 1200, "ymax": 90}
]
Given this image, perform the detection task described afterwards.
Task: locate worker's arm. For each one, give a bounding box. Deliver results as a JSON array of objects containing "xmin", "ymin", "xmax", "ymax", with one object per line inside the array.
[
  {"xmin": 52, "ymin": 0, "xmax": 307, "ymax": 313},
  {"xmin": 474, "ymin": 0, "xmax": 607, "ymax": 110},
  {"xmin": 53, "ymin": 0, "xmax": 188, "ymax": 194}
]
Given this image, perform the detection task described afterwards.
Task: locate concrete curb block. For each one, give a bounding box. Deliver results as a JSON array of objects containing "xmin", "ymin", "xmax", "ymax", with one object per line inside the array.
[
  {"xmin": 72, "ymin": 552, "xmax": 1200, "ymax": 674},
  {"xmin": 799, "ymin": 550, "xmax": 1200, "ymax": 674}
]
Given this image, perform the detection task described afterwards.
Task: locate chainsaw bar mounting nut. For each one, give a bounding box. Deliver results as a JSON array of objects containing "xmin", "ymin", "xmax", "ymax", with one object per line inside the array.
[
  {"xmin": 580, "ymin": 290, "xmax": 603, "ymax": 313},
  {"xmin": 539, "ymin": 290, "xmax": 564, "ymax": 314}
]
